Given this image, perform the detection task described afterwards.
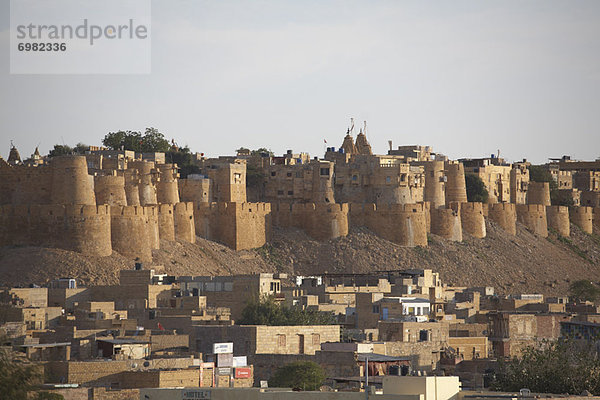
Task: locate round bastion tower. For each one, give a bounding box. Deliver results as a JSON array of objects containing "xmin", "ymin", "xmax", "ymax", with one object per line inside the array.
[
  {"xmin": 156, "ymin": 163, "xmax": 180, "ymax": 204},
  {"xmin": 50, "ymin": 156, "xmax": 96, "ymax": 205}
]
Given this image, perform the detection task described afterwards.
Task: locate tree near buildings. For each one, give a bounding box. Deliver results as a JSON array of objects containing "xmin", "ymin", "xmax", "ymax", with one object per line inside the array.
[
  {"xmin": 268, "ymin": 361, "xmax": 326, "ymax": 391},
  {"xmin": 238, "ymin": 296, "xmax": 335, "ymax": 326},
  {"xmin": 492, "ymin": 340, "xmax": 600, "ymax": 395},
  {"xmin": 569, "ymin": 280, "xmax": 600, "ymax": 303},
  {"xmin": 465, "ymin": 174, "xmax": 489, "ymax": 203}
]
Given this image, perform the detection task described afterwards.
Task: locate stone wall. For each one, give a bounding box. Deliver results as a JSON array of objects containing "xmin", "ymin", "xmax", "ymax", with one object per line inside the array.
[
  {"xmin": 487, "ymin": 203, "xmax": 517, "ymax": 235},
  {"xmin": 570, "ymin": 206, "xmax": 593, "ymax": 234},
  {"xmin": 444, "ymin": 162, "xmax": 468, "ymax": 204},
  {"xmin": 459, "ymin": 202, "xmax": 486, "ymax": 239},
  {"xmin": 0, "ymin": 204, "xmax": 112, "ymax": 256},
  {"xmin": 272, "ymin": 203, "xmax": 348, "ymax": 241},
  {"xmin": 194, "ymin": 202, "xmax": 271, "ymax": 250},
  {"xmin": 349, "ymin": 203, "xmax": 428, "ymax": 247},
  {"xmin": 527, "ymin": 181, "xmax": 551, "ymax": 206},
  {"xmin": 546, "ymin": 206, "xmax": 570, "ymax": 237},
  {"xmin": 430, "ymin": 203, "xmax": 462, "ymax": 241},
  {"xmin": 94, "ymin": 175, "xmax": 127, "ymax": 206},
  {"xmin": 516, "ymin": 204, "xmax": 548, "ymax": 237}
]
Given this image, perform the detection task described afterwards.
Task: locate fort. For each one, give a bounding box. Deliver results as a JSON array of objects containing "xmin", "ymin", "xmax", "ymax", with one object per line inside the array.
[{"xmin": 2, "ymin": 130, "xmax": 599, "ymax": 257}]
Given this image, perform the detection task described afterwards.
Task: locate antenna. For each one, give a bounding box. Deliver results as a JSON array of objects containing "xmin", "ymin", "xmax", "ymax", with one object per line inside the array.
[
  {"xmin": 350, "ymin": 118, "xmax": 355, "ymax": 135},
  {"xmin": 364, "ymin": 120, "xmax": 367, "ymax": 136}
]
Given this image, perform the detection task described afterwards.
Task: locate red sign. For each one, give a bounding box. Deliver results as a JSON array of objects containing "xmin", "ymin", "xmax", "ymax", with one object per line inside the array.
[{"xmin": 235, "ymin": 367, "xmax": 251, "ymax": 379}]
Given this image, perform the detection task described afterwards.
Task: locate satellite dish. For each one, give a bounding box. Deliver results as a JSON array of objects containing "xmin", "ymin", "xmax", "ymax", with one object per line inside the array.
[{"xmin": 131, "ymin": 363, "xmax": 138, "ymax": 369}]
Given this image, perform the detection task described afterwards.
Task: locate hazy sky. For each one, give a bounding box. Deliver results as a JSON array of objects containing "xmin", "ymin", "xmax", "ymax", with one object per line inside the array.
[{"xmin": 1, "ymin": 0, "xmax": 600, "ymax": 164}]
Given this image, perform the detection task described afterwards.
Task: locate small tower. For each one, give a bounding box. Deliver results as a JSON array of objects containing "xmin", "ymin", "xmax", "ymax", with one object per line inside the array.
[
  {"xmin": 7, "ymin": 142, "xmax": 22, "ymax": 165},
  {"xmin": 354, "ymin": 121, "xmax": 372, "ymax": 155}
]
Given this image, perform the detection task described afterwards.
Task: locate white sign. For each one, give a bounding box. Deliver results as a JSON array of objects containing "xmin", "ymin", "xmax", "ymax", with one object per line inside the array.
[
  {"xmin": 213, "ymin": 342, "xmax": 233, "ymax": 354},
  {"xmin": 233, "ymin": 356, "xmax": 247, "ymax": 367},
  {"xmin": 182, "ymin": 389, "xmax": 211, "ymax": 399}
]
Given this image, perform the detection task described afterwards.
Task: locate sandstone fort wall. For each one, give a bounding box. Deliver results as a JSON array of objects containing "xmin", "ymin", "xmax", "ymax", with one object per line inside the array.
[
  {"xmin": 527, "ymin": 181, "xmax": 551, "ymax": 206},
  {"xmin": 445, "ymin": 162, "xmax": 468, "ymax": 204},
  {"xmin": 570, "ymin": 206, "xmax": 593, "ymax": 234},
  {"xmin": 460, "ymin": 202, "xmax": 486, "ymax": 239},
  {"xmin": 546, "ymin": 206, "xmax": 570, "ymax": 237},
  {"xmin": 516, "ymin": 204, "xmax": 548, "ymax": 237},
  {"xmin": 488, "ymin": 203, "xmax": 517, "ymax": 235},
  {"xmin": 430, "ymin": 203, "xmax": 462, "ymax": 241},
  {"xmin": 349, "ymin": 203, "xmax": 428, "ymax": 247}
]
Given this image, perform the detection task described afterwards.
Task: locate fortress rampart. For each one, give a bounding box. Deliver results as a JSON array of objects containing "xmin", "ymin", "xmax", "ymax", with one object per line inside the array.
[
  {"xmin": 0, "ymin": 204, "xmax": 112, "ymax": 256},
  {"xmin": 174, "ymin": 202, "xmax": 196, "ymax": 244},
  {"xmin": 194, "ymin": 202, "xmax": 271, "ymax": 251},
  {"xmin": 349, "ymin": 203, "xmax": 428, "ymax": 247},
  {"xmin": 146, "ymin": 206, "xmax": 160, "ymax": 250},
  {"xmin": 516, "ymin": 204, "xmax": 548, "ymax": 237},
  {"xmin": 527, "ymin": 181, "xmax": 551, "ymax": 206},
  {"xmin": 156, "ymin": 164, "xmax": 180, "ymax": 205},
  {"xmin": 272, "ymin": 203, "xmax": 348, "ymax": 242},
  {"xmin": 110, "ymin": 205, "xmax": 153, "ymax": 261},
  {"xmin": 570, "ymin": 206, "xmax": 593, "ymax": 234},
  {"xmin": 445, "ymin": 162, "xmax": 468, "ymax": 204},
  {"xmin": 422, "ymin": 161, "xmax": 445, "ymax": 209},
  {"xmin": 594, "ymin": 207, "xmax": 600, "ymax": 229},
  {"xmin": 180, "ymin": 178, "xmax": 212, "ymax": 203},
  {"xmin": 157, "ymin": 204, "xmax": 175, "ymax": 241},
  {"xmin": 487, "ymin": 203, "xmax": 517, "ymax": 235},
  {"xmin": 546, "ymin": 206, "xmax": 570, "ymax": 237},
  {"xmin": 94, "ymin": 174, "xmax": 127, "ymax": 206},
  {"xmin": 430, "ymin": 203, "xmax": 462, "ymax": 241},
  {"xmin": 459, "ymin": 202, "xmax": 486, "ymax": 239}
]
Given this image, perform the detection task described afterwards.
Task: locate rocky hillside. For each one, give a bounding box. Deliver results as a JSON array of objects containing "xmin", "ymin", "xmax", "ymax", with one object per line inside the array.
[{"xmin": 1, "ymin": 221, "xmax": 599, "ymax": 296}]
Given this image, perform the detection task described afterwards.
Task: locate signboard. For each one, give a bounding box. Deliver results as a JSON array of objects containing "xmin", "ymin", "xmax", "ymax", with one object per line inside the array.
[
  {"xmin": 217, "ymin": 353, "xmax": 233, "ymax": 367},
  {"xmin": 212, "ymin": 342, "xmax": 233, "ymax": 354},
  {"xmin": 232, "ymin": 356, "xmax": 247, "ymax": 367},
  {"xmin": 182, "ymin": 389, "xmax": 211, "ymax": 399},
  {"xmin": 217, "ymin": 367, "xmax": 231, "ymax": 376},
  {"xmin": 235, "ymin": 367, "xmax": 252, "ymax": 379}
]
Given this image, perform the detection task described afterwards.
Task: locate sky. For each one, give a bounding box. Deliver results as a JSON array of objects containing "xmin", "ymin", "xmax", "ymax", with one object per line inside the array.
[{"xmin": 1, "ymin": 0, "xmax": 600, "ymax": 164}]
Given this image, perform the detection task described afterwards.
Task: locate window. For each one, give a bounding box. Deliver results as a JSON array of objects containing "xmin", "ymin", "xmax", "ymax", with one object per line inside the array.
[
  {"xmin": 277, "ymin": 334, "xmax": 286, "ymax": 347},
  {"xmin": 271, "ymin": 172, "xmax": 276, "ymax": 177},
  {"xmin": 400, "ymin": 174, "xmax": 407, "ymax": 182},
  {"xmin": 408, "ymin": 307, "xmax": 415, "ymax": 314},
  {"xmin": 320, "ymin": 168, "xmax": 330, "ymax": 176},
  {"xmin": 277, "ymin": 190, "xmax": 284, "ymax": 196},
  {"xmin": 312, "ymin": 334, "xmax": 320, "ymax": 345},
  {"xmin": 352, "ymin": 175, "xmax": 358, "ymax": 181},
  {"xmin": 419, "ymin": 330, "xmax": 429, "ymax": 342},
  {"xmin": 372, "ymin": 305, "xmax": 380, "ymax": 314},
  {"xmin": 386, "ymin": 176, "xmax": 391, "ymax": 184},
  {"xmin": 287, "ymin": 172, "xmax": 292, "ymax": 177}
]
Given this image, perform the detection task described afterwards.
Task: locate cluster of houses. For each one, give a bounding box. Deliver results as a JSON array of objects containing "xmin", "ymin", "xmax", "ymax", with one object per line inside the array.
[{"xmin": 1, "ymin": 264, "xmax": 597, "ymax": 399}]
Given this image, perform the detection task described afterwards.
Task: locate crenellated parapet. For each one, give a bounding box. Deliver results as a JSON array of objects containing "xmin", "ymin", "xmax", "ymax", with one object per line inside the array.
[
  {"xmin": 274, "ymin": 202, "xmax": 348, "ymax": 241},
  {"xmin": 174, "ymin": 202, "xmax": 196, "ymax": 244},
  {"xmin": 516, "ymin": 204, "xmax": 548, "ymax": 237},
  {"xmin": 0, "ymin": 204, "xmax": 112, "ymax": 256},
  {"xmin": 445, "ymin": 162, "xmax": 468, "ymax": 204},
  {"xmin": 193, "ymin": 202, "xmax": 271, "ymax": 250},
  {"xmin": 110, "ymin": 205, "xmax": 153, "ymax": 261},
  {"xmin": 487, "ymin": 203, "xmax": 517, "ymax": 235},
  {"xmin": 349, "ymin": 203, "xmax": 428, "ymax": 247},
  {"xmin": 459, "ymin": 202, "xmax": 486, "ymax": 238},
  {"xmin": 94, "ymin": 174, "xmax": 127, "ymax": 206},
  {"xmin": 527, "ymin": 181, "xmax": 551, "ymax": 206},
  {"xmin": 570, "ymin": 206, "xmax": 593, "ymax": 234},
  {"xmin": 546, "ymin": 206, "xmax": 570, "ymax": 237},
  {"xmin": 430, "ymin": 203, "xmax": 462, "ymax": 241}
]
